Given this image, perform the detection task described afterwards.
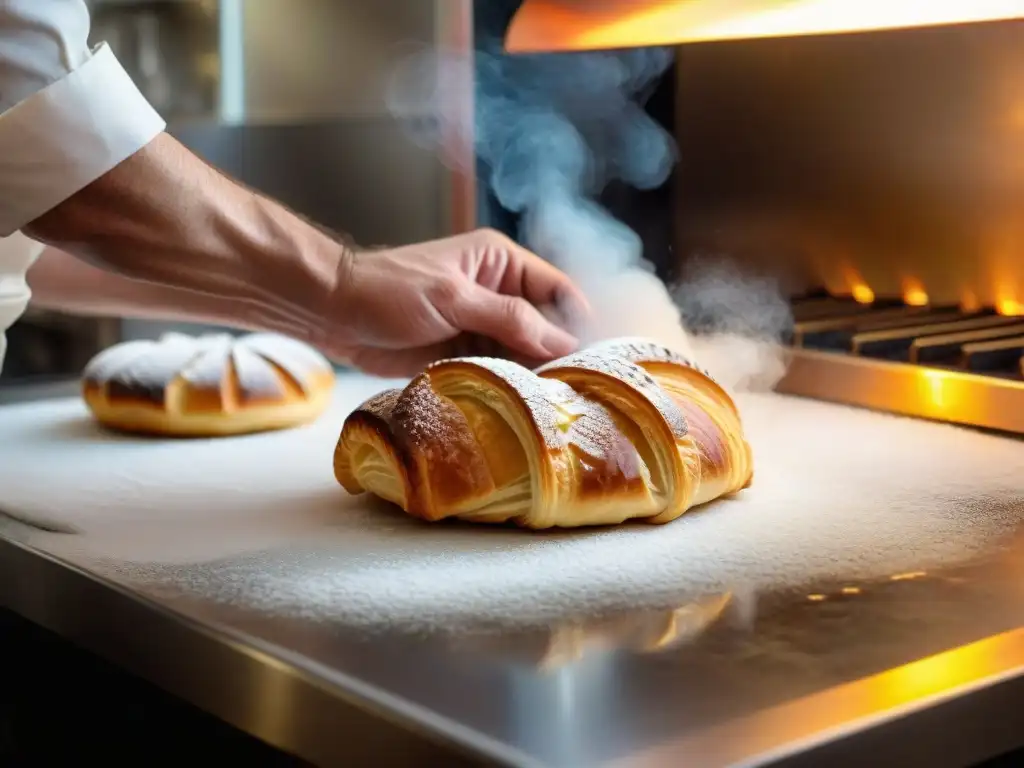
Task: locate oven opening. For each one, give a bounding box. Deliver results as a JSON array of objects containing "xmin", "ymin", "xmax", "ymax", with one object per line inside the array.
[{"xmin": 469, "ymin": 2, "xmax": 1024, "ymax": 435}]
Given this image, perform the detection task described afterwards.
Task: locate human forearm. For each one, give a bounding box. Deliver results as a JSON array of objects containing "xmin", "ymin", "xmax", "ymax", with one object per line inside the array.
[
  {"xmin": 27, "ymin": 246, "xmax": 269, "ymax": 330},
  {"xmin": 22, "ymin": 133, "xmax": 346, "ymax": 345}
]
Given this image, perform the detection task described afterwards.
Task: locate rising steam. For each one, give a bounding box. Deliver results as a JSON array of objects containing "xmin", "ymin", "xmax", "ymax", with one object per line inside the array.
[
  {"xmin": 386, "ymin": 33, "xmax": 791, "ymax": 392},
  {"xmin": 676, "ymin": 256, "xmax": 793, "ymax": 391}
]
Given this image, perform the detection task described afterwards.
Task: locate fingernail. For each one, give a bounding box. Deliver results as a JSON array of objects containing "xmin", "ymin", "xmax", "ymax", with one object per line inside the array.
[
  {"xmin": 541, "ymin": 326, "xmax": 579, "ymax": 357},
  {"xmin": 560, "ymin": 288, "xmax": 592, "ymax": 322}
]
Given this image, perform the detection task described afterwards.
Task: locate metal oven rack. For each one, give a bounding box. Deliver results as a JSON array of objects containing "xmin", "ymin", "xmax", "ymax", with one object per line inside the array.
[{"xmin": 775, "ymin": 297, "xmax": 1024, "ymax": 435}]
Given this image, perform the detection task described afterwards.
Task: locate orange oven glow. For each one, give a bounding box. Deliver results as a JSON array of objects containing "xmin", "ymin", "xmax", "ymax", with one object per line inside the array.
[
  {"xmin": 506, "ymin": 0, "xmax": 1024, "ymax": 53},
  {"xmin": 903, "ymin": 285, "xmax": 929, "ymax": 307},
  {"xmin": 851, "ymin": 284, "xmax": 875, "ymax": 304},
  {"xmin": 997, "ymin": 299, "xmax": 1024, "ymax": 316},
  {"xmin": 960, "ymin": 292, "xmax": 982, "ymax": 313}
]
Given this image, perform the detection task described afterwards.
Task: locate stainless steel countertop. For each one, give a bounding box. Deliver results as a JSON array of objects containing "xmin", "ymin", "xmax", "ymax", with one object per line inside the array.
[
  {"xmin": 4, "ymin": 511, "xmax": 1024, "ymax": 766},
  {"xmin": 2, "ymin": 382, "xmax": 1024, "ymax": 766}
]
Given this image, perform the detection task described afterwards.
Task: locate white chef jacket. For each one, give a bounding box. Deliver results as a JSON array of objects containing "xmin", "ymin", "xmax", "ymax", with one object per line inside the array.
[{"xmin": 0, "ymin": 0, "xmax": 166, "ymax": 373}]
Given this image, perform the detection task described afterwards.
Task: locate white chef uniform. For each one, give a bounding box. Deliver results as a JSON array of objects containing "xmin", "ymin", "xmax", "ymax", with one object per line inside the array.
[{"xmin": 0, "ymin": 0, "xmax": 166, "ymax": 373}]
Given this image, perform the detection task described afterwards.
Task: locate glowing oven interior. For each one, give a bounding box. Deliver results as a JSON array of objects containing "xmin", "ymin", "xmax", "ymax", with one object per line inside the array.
[{"xmin": 477, "ymin": 1, "xmax": 1024, "ymax": 434}]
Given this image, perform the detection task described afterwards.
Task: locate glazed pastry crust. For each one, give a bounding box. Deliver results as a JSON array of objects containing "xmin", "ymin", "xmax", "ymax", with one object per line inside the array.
[
  {"xmin": 81, "ymin": 332, "xmax": 335, "ymax": 437},
  {"xmin": 334, "ymin": 338, "xmax": 753, "ymax": 529}
]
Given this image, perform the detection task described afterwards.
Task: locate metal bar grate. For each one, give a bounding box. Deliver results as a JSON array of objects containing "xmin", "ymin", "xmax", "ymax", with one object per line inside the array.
[{"xmin": 775, "ymin": 296, "xmax": 1024, "ymax": 434}]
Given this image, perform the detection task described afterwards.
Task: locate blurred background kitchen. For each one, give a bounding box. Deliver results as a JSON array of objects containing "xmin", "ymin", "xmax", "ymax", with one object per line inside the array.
[{"xmin": 0, "ymin": 0, "xmax": 473, "ymax": 402}]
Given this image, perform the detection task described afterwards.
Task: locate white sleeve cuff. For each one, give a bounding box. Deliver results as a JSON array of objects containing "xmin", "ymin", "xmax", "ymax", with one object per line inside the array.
[{"xmin": 0, "ymin": 43, "xmax": 166, "ymax": 236}]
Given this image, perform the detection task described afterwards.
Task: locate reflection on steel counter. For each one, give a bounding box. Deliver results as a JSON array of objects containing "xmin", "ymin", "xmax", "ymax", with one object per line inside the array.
[
  {"xmin": 7, "ymin": 506, "xmax": 1024, "ymax": 765},
  {"xmin": 454, "ymin": 593, "xmax": 736, "ymax": 671}
]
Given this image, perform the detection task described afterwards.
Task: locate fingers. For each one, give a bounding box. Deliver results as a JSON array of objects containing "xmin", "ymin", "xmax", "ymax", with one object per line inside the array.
[
  {"xmin": 449, "ymin": 285, "xmax": 579, "ymax": 360},
  {"xmin": 499, "ymin": 238, "xmax": 591, "ymax": 331}
]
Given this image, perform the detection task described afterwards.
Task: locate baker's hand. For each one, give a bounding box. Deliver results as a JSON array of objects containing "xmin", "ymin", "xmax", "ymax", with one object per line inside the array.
[{"xmin": 324, "ymin": 229, "xmax": 590, "ymax": 376}]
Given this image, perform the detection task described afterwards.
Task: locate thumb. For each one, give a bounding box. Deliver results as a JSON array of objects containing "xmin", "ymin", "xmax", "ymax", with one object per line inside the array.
[{"xmin": 451, "ymin": 286, "xmax": 579, "ymax": 361}]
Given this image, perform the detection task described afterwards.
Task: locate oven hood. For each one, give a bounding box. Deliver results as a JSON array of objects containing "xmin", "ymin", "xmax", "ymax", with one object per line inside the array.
[{"xmin": 505, "ymin": 0, "xmax": 1024, "ymax": 53}]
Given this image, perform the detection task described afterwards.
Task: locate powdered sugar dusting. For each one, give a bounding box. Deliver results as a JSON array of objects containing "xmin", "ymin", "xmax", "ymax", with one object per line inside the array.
[
  {"xmin": 387, "ymin": 374, "xmax": 494, "ymax": 512},
  {"xmin": 353, "ymin": 389, "xmax": 402, "ymax": 422},
  {"xmin": 104, "ymin": 337, "xmax": 205, "ymax": 402},
  {"xmin": 82, "ymin": 332, "xmax": 331, "ymax": 403},
  {"xmin": 231, "ymin": 346, "xmax": 286, "ymax": 401},
  {"xmin": 592, "ymin": 337, "xmax": 714, "ymax": 381},
  {"xmin": 1, "ymin": 375, "xmax": 1023, "ymax": 635},
  {"xmin": 343, "ymin": 356, "xmax": 656, "ymax": 519},
  {"xmin": 244, "ymin": 333, "xmax": 332, "ymax": 394},
  {"xmin": 390, "ymin": 375, "xmax": 456, "ymax": 450},
  {"xmin": 179, "ymin": 336, "xmax": 233, "ymax": 389},
  {"xmin": 563, "ymin": 397, "xmax": 648, "ymax": 490},
  {"xmin": 83, "ymin": 340, "xmax": 158, "ymax": 385},
  {"xmin": 431, "ymin": 357, "xmax": 577, "ymax": 453},
  {"xmin": 537, "ymin": 351, "xmax": 689, "ymax": 439}
]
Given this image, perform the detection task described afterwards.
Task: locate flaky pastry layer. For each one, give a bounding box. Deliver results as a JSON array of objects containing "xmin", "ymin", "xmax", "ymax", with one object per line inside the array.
[{"xmin": 334, "ymin": 338, "xmax": 753, "ymax": 529}]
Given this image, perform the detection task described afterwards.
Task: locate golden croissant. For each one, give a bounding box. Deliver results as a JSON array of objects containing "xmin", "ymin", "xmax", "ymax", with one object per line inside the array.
[{"xmin": 333, "ymin": 338, "xmax": 754, "ymax": 529}]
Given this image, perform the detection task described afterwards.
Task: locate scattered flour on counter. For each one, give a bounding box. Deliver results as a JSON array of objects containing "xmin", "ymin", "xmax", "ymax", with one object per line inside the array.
[{"xmin": 0, "ymin": 373, "xmax": 1022, "ymax": 633}]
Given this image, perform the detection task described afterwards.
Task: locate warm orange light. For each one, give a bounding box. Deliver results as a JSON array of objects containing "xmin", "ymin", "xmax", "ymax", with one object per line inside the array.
[
  {"xmin": 659, "ymin": 629, "xmax": 1024, "ymax": 768},
  {"xmin": 506, "ymin": 0, "xmax": 1024, "ymax": 54},
  {"xmin": 903, "ymin": 288, "xmax": 929, "ymax": 307},
  {"xmin": 997, "ymin": 299, "xmax": 1024, "ymax": 316},
  {"xmin": 921, "ymin": 369, "xmax": 952, "ymax": 409},
  {"xmin": 841, "ymin": 586, "xmax": 862, "ymax": 595},
  {"xmin": 851, "ymin": 284, "xmax": 875, "ymax": 304},
  {"xmin": 961, "ymin": 292, "xmax": 981, "ymax": 314},
  {"xmin": 890, "ymin": 571, "xmax": 927, "ymax": 582},
  {"xmin": 868, "ymin": 637, "xmax": 999, "ymax": 705}
]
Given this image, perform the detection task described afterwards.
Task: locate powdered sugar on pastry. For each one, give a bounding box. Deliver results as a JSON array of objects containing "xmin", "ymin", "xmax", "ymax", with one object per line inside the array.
[
  {"xmin": 179, "ymin": 335, "xmax": 233, "ymax": 390},
  {"xmin": 245, "ymin": 333, "xmax": 334, "ymax": 394},
  {"xmin": 81, "ymin": 332, "xmax": 335, "ymax": 437},
  {"xmin": 231, "ymin": 345, "xmax": 287, "ymax": 401}
]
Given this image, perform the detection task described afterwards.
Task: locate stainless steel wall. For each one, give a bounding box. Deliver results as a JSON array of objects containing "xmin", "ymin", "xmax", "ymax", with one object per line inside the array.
[
  {"xmin": 672, "ymin": 19, "xmax": 1024, "ymax": 308},
  {"xmin": 90, "ymin": 0, "xmax": 455, "ymax": 339}
]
